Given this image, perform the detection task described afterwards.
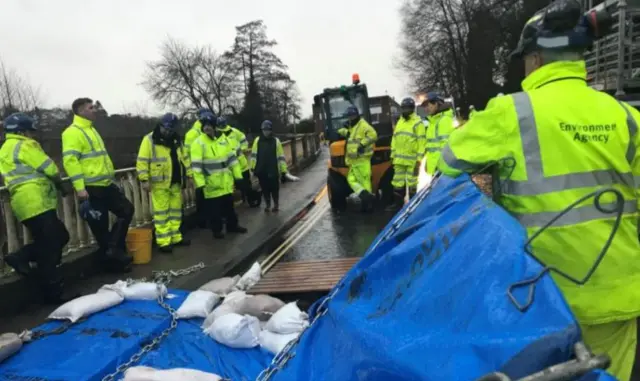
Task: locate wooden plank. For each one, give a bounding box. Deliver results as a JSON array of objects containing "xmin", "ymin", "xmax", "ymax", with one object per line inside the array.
[{"xmin": 249, "ymin": 257, "xmax": 360, "ymax": 294}]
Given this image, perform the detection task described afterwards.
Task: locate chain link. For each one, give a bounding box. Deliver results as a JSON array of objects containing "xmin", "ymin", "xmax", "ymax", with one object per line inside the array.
[
  {"xmin": 256, "ymin": 286, "xmax": 340, "ymax": 381},
  {"xmin": 98, "ymin": 262, "xmax": 205, "ymax": 381}
]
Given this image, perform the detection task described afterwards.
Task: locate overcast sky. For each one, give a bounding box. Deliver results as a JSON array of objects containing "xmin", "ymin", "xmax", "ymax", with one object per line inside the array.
[{"xmin": 0, "ymin": 0, "xmax": 409, "ymax": 116}]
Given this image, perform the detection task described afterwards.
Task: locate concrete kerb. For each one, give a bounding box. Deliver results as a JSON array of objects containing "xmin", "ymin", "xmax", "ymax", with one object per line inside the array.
[{"xmin": 0, "ymin": 151, "xmax": 324, "ymax": 317}]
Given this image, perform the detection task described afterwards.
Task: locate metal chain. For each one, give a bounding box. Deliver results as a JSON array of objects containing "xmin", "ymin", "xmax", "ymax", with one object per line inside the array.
[
  {"xmin": 100, "ymin": 284, "xmax": 179, "ymax": 381},
  {"xmin": 256, "ymin": 286, "xmax": 341, "ymax": 381},
  {"xmin": 99, "ymin": 262, "xmax": 206, "ymax": 380}
]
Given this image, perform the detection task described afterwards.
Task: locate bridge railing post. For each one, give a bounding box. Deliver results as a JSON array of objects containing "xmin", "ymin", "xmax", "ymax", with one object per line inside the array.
[{"xmin": 0, "ymin": 133, "xmax": 315, "ymax": 277}]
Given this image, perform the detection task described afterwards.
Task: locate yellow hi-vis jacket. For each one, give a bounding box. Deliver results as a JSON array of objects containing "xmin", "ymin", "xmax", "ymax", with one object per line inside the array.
[
  {"xmin": 0, "ymin": 134, "xmax": 61, "ymax": 221},
  {"xmin": 184, "ymin": 120, "xmax": 203, "ymax": 158},
  {"xmin": 136, "ymin": 132, "xmax": 192, "ymax": 188},
  {"xmin": 391, "ymin": 112, "xmax": 426, "ymax": 166},
  {"xmin": 219, "ymin": 125, "xmax": 249, "ymax": 171},
  {"xmin": 425, "ymin": 108, "xmax": 455, "ymax": 175},
  {"xmin": 438, "ymin": 60, "xmax": 640, "ymax": 326},
  {"xmin": 190, "ymin": 133, "xmax": 242, "ymax": 199},
  {"xmin": 62, "ymin": 115, "xmax": 115, "ymax": 191},
  {"xmin": 337, "ymin": 118, "xmax": 378, "ymax": 166}
]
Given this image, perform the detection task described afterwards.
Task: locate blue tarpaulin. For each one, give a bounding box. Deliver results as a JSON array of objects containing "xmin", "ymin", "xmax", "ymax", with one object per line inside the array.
[
  {"xmin": 0, "ymin": 289, "xmax": 271, "ymax": 381},
  {"xmin": 0, "ymin": 174, "xmax": 618, "ymax": 380},
  {"xmin": 268, "ymin": 174, "xmax": 615, "ymax": 381}
]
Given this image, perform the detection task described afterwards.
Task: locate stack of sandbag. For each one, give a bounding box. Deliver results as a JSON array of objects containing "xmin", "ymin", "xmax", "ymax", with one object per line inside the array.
[
  {"xmin": 123, "ymin": 366, "xmax": 222, "ymax": 381},
  {"xmin": 201, "ymin": 291, "xmax": 285, "ymax": 349},
  {"xmin": 0, "ymin": 333, "xmax": 23, "ymax": 363},
  {"xmin": 258, "ymin": 302, "xmax": 310, "ymax": 355}
]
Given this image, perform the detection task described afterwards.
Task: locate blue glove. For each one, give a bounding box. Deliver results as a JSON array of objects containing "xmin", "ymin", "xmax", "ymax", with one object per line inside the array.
[{"xmin": 357, "ymin": 145, "xmax": 365, "ymax": 154}]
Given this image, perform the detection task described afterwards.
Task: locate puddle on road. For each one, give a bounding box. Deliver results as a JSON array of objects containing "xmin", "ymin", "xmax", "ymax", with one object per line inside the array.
[{"xmin": 280, "ymin": 210, "xmax": 393, "ymax": 262}]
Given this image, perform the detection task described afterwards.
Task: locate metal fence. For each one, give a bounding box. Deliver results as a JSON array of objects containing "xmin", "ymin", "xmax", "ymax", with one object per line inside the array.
[{"xmin": 0, "ymin": 133, "xmax": 322, "ymax": 277}]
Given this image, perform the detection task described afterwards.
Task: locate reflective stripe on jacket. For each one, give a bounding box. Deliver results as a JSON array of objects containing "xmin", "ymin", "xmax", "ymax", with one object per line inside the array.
[
  {"xmin": 62, "ymin": 115, "xmax": 115, "ymax": 190},
  {"xmin": 391, "ymin": 113, "xmax": 426, "ymax": 166},
  {"xmin": 438, "ymin": 60, "xmax": 640, "ymax": 325},
  {"xmin": 136, "ymin": 133, "xmax": 192, "ymax": 188},
  {"xmin": 0, "ymin": 134, "xmax": 60, "ymax": 221},
  {"xmin": 425, "ymin": 108, "xmax": 454, "ymax": 175},
  {"xmin": 219, "ymin": 125, "xmax": 249, "ymax": 171},
  {"xmin": 250, "ymin": 136, "xmax": 288, "ymax": 174},
  {"xmin": 190, "ymin": 134, "xmax": 242, "ymax": 198},
  {"xmin": 337, "ymin": 118, "xmax": 378, "ymax": 166}
]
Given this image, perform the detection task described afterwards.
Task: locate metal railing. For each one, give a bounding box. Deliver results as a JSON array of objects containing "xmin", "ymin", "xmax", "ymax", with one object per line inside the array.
[
  {"xmin": 0, "ymin": 133, "xmax": 322, "ymax": 277},
  {"xmin": 583, "ymin": 0, "xmax": 640, "ymax": 94}
]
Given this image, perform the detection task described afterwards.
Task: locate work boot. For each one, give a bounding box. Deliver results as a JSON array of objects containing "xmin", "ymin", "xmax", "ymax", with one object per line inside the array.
[
  {"xmin": 360, "ymin": 191, "xmax": 375, "ymax": 213},
  {"xmin": 174, "ymin": 239, "xmax": 191, "ymax": 247},
  {"xmin": 213, "ymin": 232, "xmax": 225, "ymax": 239},
  {"xmin": 272, "ymin": 204, "xmax": 279, "ymax": 213},
  {"xmin": 4, "ymin": 252, "xmax": 32, "ymax": 277},
  {"xmin": 264, "ymin": 203, "xmax": 271, "ymax": 213},
  {"xmin": 228, "ymin": 226, "xmax": 248, "ymax": 234},
  {"xmin": 158, "ymin": 245, "xmax": 173, "ymax": 254},
  {"xmin": 385, "ymin": 189, "xmax": 406, "ymax": 212}
]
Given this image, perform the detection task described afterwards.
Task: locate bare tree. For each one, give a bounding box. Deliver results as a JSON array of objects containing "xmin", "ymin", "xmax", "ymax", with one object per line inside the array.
[
  {"xmin": 397, "ymin": 0, "xmax": 550, "ymax": 110},
  {"xmin": 0, "ymin": 59, "xmax": 43, "ymax": 117},
  {"xmin": 142, "ymin": 38, "xmax": 241, "ymax": 115},
  {"xmin": 196, "ymin": 47, "xmax": 241, "ymax": 113}
]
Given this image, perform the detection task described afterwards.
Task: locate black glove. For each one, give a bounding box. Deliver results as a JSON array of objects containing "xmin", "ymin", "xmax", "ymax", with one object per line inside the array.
[
  {"xmin": 281, "ymin": 173, "xmax": 287, "ymax": 184},
  {"xmin": 357, "ymin": 145, "xmax": 365, "ymax": 155}
]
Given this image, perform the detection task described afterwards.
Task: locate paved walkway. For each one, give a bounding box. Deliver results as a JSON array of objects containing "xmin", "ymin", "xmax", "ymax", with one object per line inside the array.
[{"xmin": 0, "ymin": 150, "xmax": 328, "ymax": 333}]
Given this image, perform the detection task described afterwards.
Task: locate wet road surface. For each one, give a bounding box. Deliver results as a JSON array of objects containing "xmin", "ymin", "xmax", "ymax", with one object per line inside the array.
[{"xmin": 273, "ymin": 193, "xmax": 395, "ymax": 263}]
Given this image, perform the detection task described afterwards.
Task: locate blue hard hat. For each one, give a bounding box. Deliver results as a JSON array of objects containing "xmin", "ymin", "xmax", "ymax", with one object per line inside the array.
[
  {"xmin": 200, "ymin": 111, "xmax": 217, "ymax": 126},
  {"xmin": 261, "ymin": 120, "xmax": 273, "ymax": 130},
  {"xmin": 79, "ymin": 200, "xmax": 102, "ymax": 222},
  {"xmin": 344, "ymin": 105, "xmax": 359, "ymax": 117},
  {"xmin": 426, "ymin": 92, "xmax": 444, "ymax": 103},
  {"xmin": 216, "ymin": 116, "xmax": 227, "ymax": 127},
  {"xmin": 197, "ymin": 108, "xmax": 212, "ymax": 117},
  {"xmin": 401, "ymin": 98, "xmax": 415, "ymax": 108},
  {"xmin": 159, "ymin": 112, "xmax": 179, "ymax": 129},
  {"xmin": 3, "ymin": 113, "xmax": 36, "ymax": 132},
  {"xmin": 511, "ymin": 0, "xmax": 612, "ymax": 59}
]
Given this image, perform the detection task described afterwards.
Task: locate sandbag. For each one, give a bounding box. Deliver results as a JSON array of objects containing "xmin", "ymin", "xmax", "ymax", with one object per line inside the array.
[
  {"xmin": 236, "ymin": 294, "xmax": 285, "ymax": 321},
  {"xmin": 123, "ymin": 366, "xmax": 222, "ymax": 381},
  {"xmin": 202, "ymin": 303, "xmax": 236, "ymax": 330},
  {"xmin": 99, "ymin": 281, "xmax": 167, "ymax": 301},
  {"xmin": 235, "ymin": 262, "xmax": 261, "ymax": 291},
  {"xmin": 199, "ymin": 275, "xmax": 240, "ymax": 295},
  {"xmin": 264, "ymin": 302, "xmax": 309, "ymax": 334},
  {"xmin": 204, "ymin": 313, "xmax": 261, "ymax": 349},
  {"xmin": 0, "ymin": 333, "xmax": 22, "ymax": 363},
  {"xmin": 49, "ymin": 291, "xmax": 124, "ymax": 322},
  {"xmin": 259, "ymin": 330, "xmax": 299, "ymax": 355},
  {"xmin": 223, "ymin": 290, "xmax": 248, "ymax": 306},
  {"xmin": 175, "ymin": 290, "xmax": 220, "ymax": 319},
  {"xmin": 124, "ymin": 283, "xmax": 167, "ymax": 301}
]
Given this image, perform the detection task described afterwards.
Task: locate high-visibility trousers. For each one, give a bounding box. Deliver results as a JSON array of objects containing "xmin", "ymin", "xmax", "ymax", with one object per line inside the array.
[
  {"xmin": 392, "ymin": 163, "xmax": 418, "ymax": 190},
  {"xmin": 151, "ymin": 183, "xmax": 183, "ymax": 247},
  {"xmin": 581, "ymin": 318, "xmax": 637, "ymax": 381},
  {"xmin": 347, "ymin": 160, "xmax": 372, "ymax": 195}
]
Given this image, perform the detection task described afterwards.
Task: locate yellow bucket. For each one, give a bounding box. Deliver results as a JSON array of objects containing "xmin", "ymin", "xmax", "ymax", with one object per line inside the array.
[{"xmin": 126, "ymin": 228, "xmax": 153, "ymax": 265}]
